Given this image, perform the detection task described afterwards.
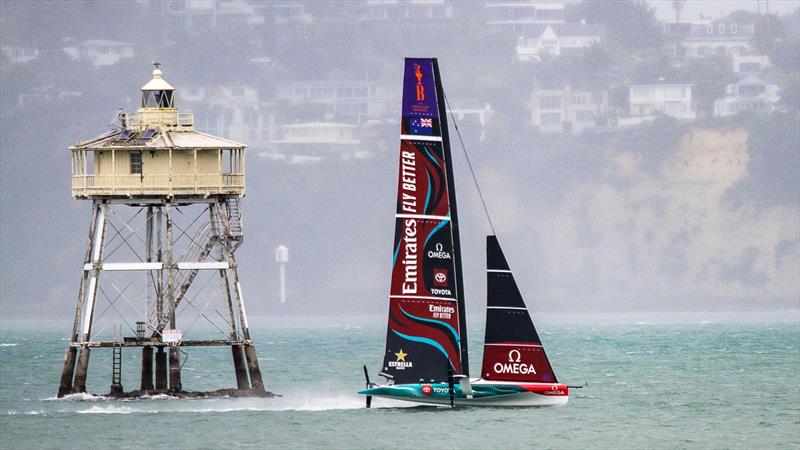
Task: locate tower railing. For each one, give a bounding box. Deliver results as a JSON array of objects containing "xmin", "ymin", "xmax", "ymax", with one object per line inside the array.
[
  {"xmin": 71, "ymin": 172, "xmax": 245, "ymax": 198},
  {"xmin": 123, "ymin": 111, "xmax": 195, "ymax": 131}
]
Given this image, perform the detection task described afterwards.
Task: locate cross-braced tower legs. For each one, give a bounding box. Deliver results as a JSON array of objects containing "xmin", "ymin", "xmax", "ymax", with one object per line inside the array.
[{"xmin": 57, "ymin": 198, "xmax": 266, "ymax": 398}]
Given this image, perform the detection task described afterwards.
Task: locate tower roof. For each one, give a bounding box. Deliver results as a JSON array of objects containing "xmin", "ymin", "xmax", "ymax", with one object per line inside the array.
[
  {"xmin": 141, "ymin": 64, "xmax": 174, "ymax": 91},
  {"xmin": 70, "ymin": 129, "xmax": 246, "ymax": 150}
]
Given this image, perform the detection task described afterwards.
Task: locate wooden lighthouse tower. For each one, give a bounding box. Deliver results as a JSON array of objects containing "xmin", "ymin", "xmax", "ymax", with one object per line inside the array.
[{"xmin": 58, "ymin": 64, "xmax": 267, "ymax": 398}]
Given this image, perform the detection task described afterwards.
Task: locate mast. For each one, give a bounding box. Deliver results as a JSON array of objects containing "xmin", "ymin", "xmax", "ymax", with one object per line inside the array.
[{"xmin": 431, "ymin": 59, "xmax": 469, "ymax": 377}]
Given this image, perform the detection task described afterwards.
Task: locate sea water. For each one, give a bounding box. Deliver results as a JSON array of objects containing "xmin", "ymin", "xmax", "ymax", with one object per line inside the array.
[{"xmin": 1, "ymin": 312, "xmax": 798, "ymax": 449}]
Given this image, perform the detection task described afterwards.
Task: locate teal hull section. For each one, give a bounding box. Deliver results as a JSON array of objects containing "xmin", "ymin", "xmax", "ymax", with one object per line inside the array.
[{"xmin": 359, "ymin": 383, "xmax": 526, "ymax": 401}]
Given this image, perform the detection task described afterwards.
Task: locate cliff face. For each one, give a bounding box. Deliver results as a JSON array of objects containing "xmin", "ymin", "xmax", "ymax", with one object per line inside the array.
[{"xmin": 529, "ymin": 126, "xmax": 798, "ymax": 307}]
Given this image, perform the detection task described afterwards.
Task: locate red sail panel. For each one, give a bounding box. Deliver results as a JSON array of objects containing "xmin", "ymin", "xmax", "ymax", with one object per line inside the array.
[{"xmin": 381, "ymin": 58, "xmax": 464, "ymax": 384}]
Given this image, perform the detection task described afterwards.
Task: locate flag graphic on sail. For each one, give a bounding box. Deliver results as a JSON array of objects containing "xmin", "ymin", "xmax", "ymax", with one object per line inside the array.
[
  {"xmin": 381, "ymin": 58, "xmax": 466, "ymax": 384},
  {"xmin": 481, "ymin": 236, "xmax": 557, "ymax": 383}
]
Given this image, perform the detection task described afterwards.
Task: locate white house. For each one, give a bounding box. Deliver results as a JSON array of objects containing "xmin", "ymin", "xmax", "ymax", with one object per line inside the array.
[
  {"xmin": 681, "ymin": 19, "xmax": 753, "ymax": 58},
  {"xmin": 714, "ymin": 75, "xmax": 781, "ymax": 117},
  {"xmin": 629, "ymin": 83, "xmax": 695, "ymax": 120},
  {"xmin": 276, "ymin": 80, "xmax": 387, "ymax": 125},
  {"xmin": 273, "ymin": 2, "xmax": 313, "ymax": 24},
  {"xmin": 363, "ymin": 0, "xmax": 454, "ymax": 21},
  {"xmin": 178, "ymin": 85, "xmax": 275, "ymax": 148},
  {"xmin": 731, "ymin": 53, "xmax": 770, "ymax": 74},
  {"xmin": 516, "ymin": 22, "xmax": 604, "ymax": 61},
  {"xmin": 448, "ymin": 100, "xmax": 495, "ymax": 141},
  {"xmin": 62, "ymin": 40, "xmax": 135, "ymax": 67},
  {"xmin": 485, "ymin": 1, "xmax": 567, "ymax": 29},
  {"xmin": 165, "ymin": 0, "xmax": 265, "ymax": 30},
  {"xmin": 268, "ymin": 122, "xmax": 365, "ymax": 162},
  {"xmin": 529, "ymin": 85, "xmax": 608, "ymax": 134},
  {"xmin": 1, "ymin": 46, "xmax": 39, "ymax": 64}
]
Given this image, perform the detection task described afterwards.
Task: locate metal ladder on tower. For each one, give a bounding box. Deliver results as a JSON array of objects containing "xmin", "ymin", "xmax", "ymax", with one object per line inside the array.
[
  {"xmin": 111, "ymin": 324, "xmax": 123, "ymax": 395},
  {"xmin": 225, "ymin": 197, "xmax": 243, "ymax": 239}
]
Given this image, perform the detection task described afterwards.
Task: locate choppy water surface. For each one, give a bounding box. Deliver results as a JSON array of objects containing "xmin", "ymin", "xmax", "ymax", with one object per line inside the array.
[{"xmin": 1, "ymin": 312, "xmax": 798, "ymax": 449}]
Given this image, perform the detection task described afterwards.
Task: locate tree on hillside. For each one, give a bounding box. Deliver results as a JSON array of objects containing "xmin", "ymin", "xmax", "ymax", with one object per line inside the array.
[
  {"xmin": 567, "ymin": 0, "xmax": 662, "ymax": 53},
  {"xmin": 672, "ymin": 0, "xmax": 685, "ymax": 23},
  {"xmin": 683, "ymin": 55, "xmax": 736, "ymax": 116},
  {"xmin": 753, "ymin": 14, "xmax": 787, "ymax": 54},
  {"xmin": 779, "ymin": 73, "xmax": 799, "ymax": 114}
]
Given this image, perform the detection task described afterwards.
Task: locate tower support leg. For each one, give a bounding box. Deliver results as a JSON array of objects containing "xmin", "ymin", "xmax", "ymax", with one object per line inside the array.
[
  {"xmin": 169, "ymin": 346, "xmax": 182, "ymax": 392},
  {"xmin": 141, "ymin": 346, "xmax": 154, "ymax": 391},
  {"xmin": 244, "ymin": 344, "xmax": 265, "ymax": 393},
  {"xmin": 73, "ymin": 346, "xmax": 91, "ymax": 393},
  {"xmin": 232, "ymin": 345, "xmax": 250, "ymax": 390},
  {"xmin": 155, "ymin": 347, "xmax": 167, "ymax": 390},
  {"xmin": 57, "ymin": 347, "xmax": 78, "ymax": 397}
]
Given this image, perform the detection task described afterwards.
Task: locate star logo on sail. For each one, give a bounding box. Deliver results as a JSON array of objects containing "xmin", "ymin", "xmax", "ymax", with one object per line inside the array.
[{"xmin": 388, "ymin": 348, "xmax": 413, "ymax": 370}]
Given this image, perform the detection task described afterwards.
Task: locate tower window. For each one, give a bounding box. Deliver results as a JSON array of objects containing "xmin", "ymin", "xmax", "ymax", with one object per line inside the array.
[
  {"xmin": 142, "ymin": 90, "xmax": 174, "ymax": 108},
  {"xmin": 130, "ymin": 151, "xmax": 142, "ymax": 174}
]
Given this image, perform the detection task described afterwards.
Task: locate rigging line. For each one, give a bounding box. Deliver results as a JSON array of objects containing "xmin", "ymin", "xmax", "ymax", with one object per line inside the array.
[{"xmin": 441, "ymin": 88, "xmax": 496, "ymax": 235}]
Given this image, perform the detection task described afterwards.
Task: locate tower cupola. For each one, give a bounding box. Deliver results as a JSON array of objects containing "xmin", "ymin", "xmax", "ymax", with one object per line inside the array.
[{"xmin": 140, "ymin": 63, "xmax": 175, "ymax": 109}]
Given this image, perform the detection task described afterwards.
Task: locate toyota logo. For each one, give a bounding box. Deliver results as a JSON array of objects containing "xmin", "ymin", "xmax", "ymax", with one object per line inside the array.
[{"xmin": 434, "ymin": 272, "xmax": 447, "ymax": 283}]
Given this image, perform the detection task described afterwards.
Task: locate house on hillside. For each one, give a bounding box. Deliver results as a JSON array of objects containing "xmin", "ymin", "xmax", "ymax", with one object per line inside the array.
[
  {"xmin": 273, "ymin": 2, "xmax": 313, "ymax": 24},
  {"xmin": 529, "ymin": 84, "xmax": 608, "ymax": 134},
  {"xmin": 276, "ymin": 80, "xmax": 387, "ymax": 125},
  {"xmin": 628, "ymin": 83, "xmax": 695, "ymax": 121},
  {"xmin": 731, "ymin": 53, "xmax": 770, "ymax": 74},
  {"xmin": 515, "ymin": 22, "xmax": 604, "ymax": 62},
  {"xmin": 362, "ymin": 0, "xmax": 454, "ymax": 21},
  {"xmin": 485, "ymin": 1, "xmax": 566, "ymax": 32},
  {"xmin": 62, "ymin": 40, "xmax": 135, "ymax": 67},
  {"xmin": 165, "ymin": 0, "xmax": 265, "ymax": 30},
  {"xmin": 1, "ymin": 46, "xmax": 40, "ymax": 64},
  {"xmin": 714, "ymin": 75, "xmax": 781, "ymax": 117},
  {"xmin": 178, "ymin": 85, "xmax": 275, "ymax": 149},
  {"xmin": 681, "ymin": 19, "xmax": 753, "ymax": 58},
  {"xmin": 268, "ymin": 122, "xmax": 364, "ymax": 162},
  {"xmin": 448, "ymin": 100, "xmax": 495, "ymax": 141}
]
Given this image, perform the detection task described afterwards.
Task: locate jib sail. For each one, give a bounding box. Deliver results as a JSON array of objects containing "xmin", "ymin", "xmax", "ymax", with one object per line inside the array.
[
  {"xmin": 480, "ymin": 235, "xmax": 557, "ymax": 383},
  {"xmin": 380, "ymin": 58, "xmax": 468, "ymax": 384}
]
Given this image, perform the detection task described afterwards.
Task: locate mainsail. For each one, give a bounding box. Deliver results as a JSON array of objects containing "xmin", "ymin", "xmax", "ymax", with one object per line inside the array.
[
  {"xmin": 480, "ymin": 236, "xmax": 557, "ymax": 383},
  {"xmin": 380, "ymin": 58, "xmax": 468, "ymax": 384}
]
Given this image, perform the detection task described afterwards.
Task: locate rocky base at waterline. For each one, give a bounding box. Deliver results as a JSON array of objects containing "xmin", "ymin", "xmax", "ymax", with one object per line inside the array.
[{"xmin": 105, "ymin": 388, "xmax": 278, "ymax": 399}]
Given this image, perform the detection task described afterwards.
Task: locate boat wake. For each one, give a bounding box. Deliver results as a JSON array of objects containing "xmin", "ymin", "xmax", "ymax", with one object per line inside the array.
[{"xmin": 59, "ymin": 393, "xmax": 388, "ymax": 414}]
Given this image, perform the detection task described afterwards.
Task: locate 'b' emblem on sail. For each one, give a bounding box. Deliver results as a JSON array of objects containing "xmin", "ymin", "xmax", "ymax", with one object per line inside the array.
[{"xmin": 414, "ymin": 64, "xmax": 425, "ymax": 101}]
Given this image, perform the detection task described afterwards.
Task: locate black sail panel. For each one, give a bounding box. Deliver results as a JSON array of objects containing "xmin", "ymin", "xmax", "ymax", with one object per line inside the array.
[
  {"xmin": 480, "ymin": 235, "xmax": 557, "ymax": 383},
  {"xmin": 380, "ymin": 58, "xmax": 467, "ymax": 384}
]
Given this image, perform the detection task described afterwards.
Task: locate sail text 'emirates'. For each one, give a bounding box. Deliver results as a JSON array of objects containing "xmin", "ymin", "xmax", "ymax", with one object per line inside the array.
[{"xmin": 402, "ymin": 218, "xmax": 418, "ymax": 294}]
